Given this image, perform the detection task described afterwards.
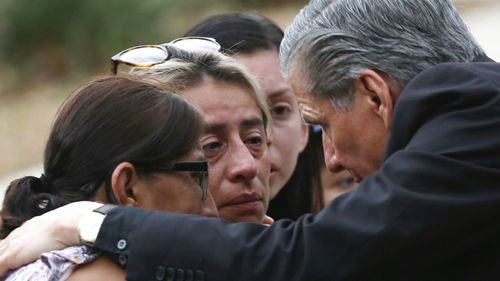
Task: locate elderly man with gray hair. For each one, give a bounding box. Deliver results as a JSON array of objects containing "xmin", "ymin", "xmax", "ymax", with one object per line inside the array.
[{"xmin": 1, "ymin": 0, "xmax": 500, "ymax": 280}]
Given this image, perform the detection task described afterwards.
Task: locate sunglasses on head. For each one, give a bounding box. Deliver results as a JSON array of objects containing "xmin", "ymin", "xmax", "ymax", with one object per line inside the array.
[{"xmin": 111, "ymin": 36, "xmax": 221, "ymax": 74}]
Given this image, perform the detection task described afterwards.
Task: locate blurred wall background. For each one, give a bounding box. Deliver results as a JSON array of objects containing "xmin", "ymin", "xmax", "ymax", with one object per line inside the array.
[{"xmin": 0, "ymin": 0, "xmax": 499, "ymax": 204}]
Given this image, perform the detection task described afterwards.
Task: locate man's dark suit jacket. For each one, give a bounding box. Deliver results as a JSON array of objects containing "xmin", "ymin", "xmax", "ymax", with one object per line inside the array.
[{"xmin": 95, "ymin": 57, "xmax": 500, "ymax": 281}]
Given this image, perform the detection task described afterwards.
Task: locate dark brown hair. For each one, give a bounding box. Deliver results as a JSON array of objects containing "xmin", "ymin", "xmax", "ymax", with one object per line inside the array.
[
  {"xmin": 0, "ymin": 76, "xmax": 203, "ymax": 238},
  {"xmin": 184, "ymin": 13, "xmax": 283, "ymax": 55}
]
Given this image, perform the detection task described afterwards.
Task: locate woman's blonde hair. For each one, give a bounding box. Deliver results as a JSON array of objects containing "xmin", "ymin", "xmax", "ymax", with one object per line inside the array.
[{"xmin": 130, "ymin": 46, "xmax": 271, "ymax": 128}]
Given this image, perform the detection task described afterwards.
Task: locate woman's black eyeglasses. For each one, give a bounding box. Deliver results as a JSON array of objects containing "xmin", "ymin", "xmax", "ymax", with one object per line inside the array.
[
  {"xmin": 134, "ymin": 160, "xmax": 209, "ymax": 200},
  {"xmin": 111, "ymin": 36, "xmax": 221, "ymax": 74}
]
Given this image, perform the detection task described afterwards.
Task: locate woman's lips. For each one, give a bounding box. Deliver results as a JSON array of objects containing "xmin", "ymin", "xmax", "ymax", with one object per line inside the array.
[{"xmin": 220, "ymin": 193, "xmax": 264, "ymax": 212}]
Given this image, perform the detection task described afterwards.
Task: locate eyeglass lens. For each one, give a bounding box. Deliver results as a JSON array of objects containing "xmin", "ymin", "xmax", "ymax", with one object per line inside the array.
[
  {"xmin": 171, "ymin": 38, "xmax": 220, "ymax": 53},
  {"xmin": 119, "ymin": 46, "xmax": 167, "ymax": 65},
  {"xmin": 195, "ymin": 172, "xmax": 208, "ymax": 200}
]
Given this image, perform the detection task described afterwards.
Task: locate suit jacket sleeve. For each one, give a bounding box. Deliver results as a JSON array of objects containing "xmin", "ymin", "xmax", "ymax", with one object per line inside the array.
[{"xmin": 95, "ymin": 61, "xmax": 500, "ymax": 281}]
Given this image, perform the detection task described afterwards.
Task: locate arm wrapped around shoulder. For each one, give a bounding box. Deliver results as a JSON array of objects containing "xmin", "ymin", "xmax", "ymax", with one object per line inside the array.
[{"xmin": 0, "ymin": 176, "xmax": 67, "ymax": 239}]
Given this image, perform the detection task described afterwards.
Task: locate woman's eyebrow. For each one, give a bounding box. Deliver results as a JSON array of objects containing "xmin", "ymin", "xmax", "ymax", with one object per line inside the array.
[
  {"xmin": 204, "ymin": 122, "xmax": 228, "ymax": 133},
  {"xmin": 240, "ymin": 118, "xmax": 264, "ymax": 129}
]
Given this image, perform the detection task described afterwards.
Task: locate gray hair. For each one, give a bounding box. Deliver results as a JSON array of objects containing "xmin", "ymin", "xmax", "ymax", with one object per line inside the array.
[
  {"xmin": 281, "ymin": 0, "xmax": 485, "ymax": 111},
  {"xmin": 130, "ymin": 46, "xmax": 271, "ymax": 127}
]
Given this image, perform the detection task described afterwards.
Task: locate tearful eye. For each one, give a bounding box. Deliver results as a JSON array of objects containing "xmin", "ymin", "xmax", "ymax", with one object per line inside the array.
[
  {"xmin": 201, "ymin": 140, "xmax": 225, "ymax": 158},
  {"xmin": 244, "ymin": 134, "xmax": 266, "ymax": 155},
  {"xmin": 246, "ymin": 136, "xmax": 263, "ymax": 146},
  {"xmin": 202, "ymin": 142, "xmax": 221, "ymax": 150}
]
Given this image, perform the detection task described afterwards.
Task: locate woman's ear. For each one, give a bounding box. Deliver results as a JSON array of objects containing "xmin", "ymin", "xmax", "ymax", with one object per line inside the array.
[
  {"xmin": 110, "ymin": 162, "xmax": 140, "ymax": 207},
  {"xmin": 298, "ymin": 123, "xmax": 309, "ymax": 152},
  {"xmin": 357, "ymin": 69, "xmax": 396, "ymax": 130}
]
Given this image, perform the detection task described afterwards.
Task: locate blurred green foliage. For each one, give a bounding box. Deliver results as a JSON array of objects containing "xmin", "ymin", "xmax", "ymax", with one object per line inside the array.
[
  {"xmin": 2, "ymin": 0, "xmax": 171, "ymax": 79},
  {"xmin": 0, "ymin": 0, "xmax": 304, "ymax": 95}
]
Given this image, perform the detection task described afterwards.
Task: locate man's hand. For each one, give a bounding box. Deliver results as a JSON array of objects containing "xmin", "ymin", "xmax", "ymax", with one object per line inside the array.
[{"xmin": 0, "ymin": 201, "xmax": 103, "ymax": 277}]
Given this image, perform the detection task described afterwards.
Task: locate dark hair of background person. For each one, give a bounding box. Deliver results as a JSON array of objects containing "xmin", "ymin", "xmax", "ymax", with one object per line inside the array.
[
  {"xmin": 0, "ymin": 76, "xmax": 203, "ymax": 238},
  {"xmin": 270, "ymin": 126, "xmax": 324, "ymax": 219},
  {"xmin": 185, "ymin": 13, "xmax": 324, "ymax": 219},
  {"xmin": 185, "ymin": 12, "xmax": 283, "ymax": 56}
]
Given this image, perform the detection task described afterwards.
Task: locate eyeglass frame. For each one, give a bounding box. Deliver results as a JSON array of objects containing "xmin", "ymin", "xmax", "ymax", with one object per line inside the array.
[
  {"xmin": 110, "ymin": 36, "xmax": 221, "ymax": 74},
  {"xmin": 133, "ymin": 160, "xmax": 209, "ymax": 200}
]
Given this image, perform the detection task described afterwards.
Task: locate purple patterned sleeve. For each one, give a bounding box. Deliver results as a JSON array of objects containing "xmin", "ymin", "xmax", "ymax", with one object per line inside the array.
[{"xmin": 1, "ymin": 246, "xmax": 99, "ymax": 281}]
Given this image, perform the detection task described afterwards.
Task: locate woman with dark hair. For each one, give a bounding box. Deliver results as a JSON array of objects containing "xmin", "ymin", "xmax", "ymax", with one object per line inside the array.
[
  {"xmin": 185, "ymin": 13, "xmax": 357, "ymax": 219},
  {"xmin": 0, "ymin": 76, "xmax": 217, "ymax": 280}
]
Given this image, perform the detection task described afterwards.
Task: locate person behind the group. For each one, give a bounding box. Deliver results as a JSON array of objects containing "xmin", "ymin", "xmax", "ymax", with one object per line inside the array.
[
  {"xmin": 2, "ymin": 0, "xmax": 500, "ymax": 280},
  {"xmin": 0, "ymin": 76, "xmax": 218, "ymax": 280},
  {"xmin": 185, "ymin": 13, "xmax": 356, "ymax": 219},
  {"xmin": 127, "ymin": 43, "xmax": 272, "ymax": 223},
  {"xmin": 306, "ymin": 125, "xmax": 357, "ymax": 205}
]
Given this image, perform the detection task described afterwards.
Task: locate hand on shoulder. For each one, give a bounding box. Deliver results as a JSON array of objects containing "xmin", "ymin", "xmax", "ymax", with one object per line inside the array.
[{"xmin": 0, "ymin": 201, "xmax": 102, "ymax": 277}]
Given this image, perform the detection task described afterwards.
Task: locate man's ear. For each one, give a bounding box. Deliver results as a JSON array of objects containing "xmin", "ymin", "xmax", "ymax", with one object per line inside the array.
[
  {"xmin": 110, "ymin": 162, "xmax": 140, "ymax": 207},
  {"xmin": 357, "ymin": 69, "xmax": 395, "ymax": 130}
]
